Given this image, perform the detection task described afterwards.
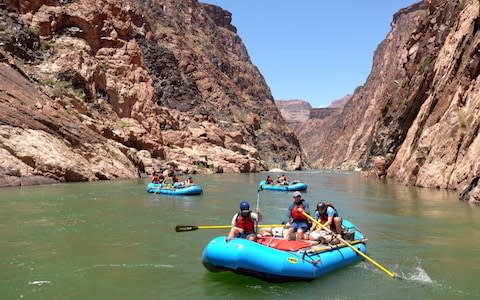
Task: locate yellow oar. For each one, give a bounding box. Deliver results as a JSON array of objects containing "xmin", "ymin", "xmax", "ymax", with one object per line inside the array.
[
  {"xmin": 175, "ymin": 224, "xmax": 283, "ymax": 232},
  {"xmin": 302, "ymin": 211, "xmax": 399, "ymax": 279}
]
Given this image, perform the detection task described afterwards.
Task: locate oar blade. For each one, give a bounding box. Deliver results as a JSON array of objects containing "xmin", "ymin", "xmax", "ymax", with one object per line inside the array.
[{"xmin": 175, "ymin": 225, "xmax": 199, "ymax": 232}]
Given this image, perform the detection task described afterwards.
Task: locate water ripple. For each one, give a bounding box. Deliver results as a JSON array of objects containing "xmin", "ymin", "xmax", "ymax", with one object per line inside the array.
[{"xmin": 74, "ymin": 263, "xmax": 174, "ymax": 273}]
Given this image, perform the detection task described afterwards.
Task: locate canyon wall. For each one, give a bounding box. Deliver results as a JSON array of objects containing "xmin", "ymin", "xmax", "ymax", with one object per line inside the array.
[
  {"xmin": 296, "ymin": 0, "xmax": 480, "ymax": 204},
  {"xmin": 0, "ymin": 0, "xmax": 304, "ymax": 186}
]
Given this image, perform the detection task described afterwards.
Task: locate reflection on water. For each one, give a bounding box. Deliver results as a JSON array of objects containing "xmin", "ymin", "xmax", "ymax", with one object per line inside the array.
[
  {"xmin": 1, "ymin": 172, "xmax": 479, "ymax": 299},
  {"xmin": 146, "ymin": 193, "xmax": 200, "ymax": 208}
]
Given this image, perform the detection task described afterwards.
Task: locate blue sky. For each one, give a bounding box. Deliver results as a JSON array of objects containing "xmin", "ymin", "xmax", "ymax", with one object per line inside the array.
[{"xmin": 202, "ymin": 0, "xmax": 420, "ymax": 107}]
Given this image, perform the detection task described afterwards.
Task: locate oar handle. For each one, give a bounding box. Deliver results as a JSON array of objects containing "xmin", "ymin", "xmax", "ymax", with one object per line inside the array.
[{"xmin": 302, "ymin": 211, "xmax": 397, "ymax": 279}]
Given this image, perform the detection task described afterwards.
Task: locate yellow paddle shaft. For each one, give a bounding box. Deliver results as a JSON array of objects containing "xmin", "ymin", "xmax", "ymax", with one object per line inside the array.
[
  {"xmin": 197, "ymin": 224, "xmax": 283, "ymax": 229},
  {"xmin": 302, "ymin": 211, "xmax": 396, "ymax": 278}
]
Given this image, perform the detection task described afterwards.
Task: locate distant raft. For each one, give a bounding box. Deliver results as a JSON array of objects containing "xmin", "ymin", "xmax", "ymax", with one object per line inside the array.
[
  {"xmin": 201, "ymin": 219, "xmax": 365, "ymax": 282},
  {"xmin": 259, "ymin": 180, "xmax": 307, "ymax": 191},
  {"xmin": 146, "ymin": 182, "xmax": 203, "ymax": 195}
]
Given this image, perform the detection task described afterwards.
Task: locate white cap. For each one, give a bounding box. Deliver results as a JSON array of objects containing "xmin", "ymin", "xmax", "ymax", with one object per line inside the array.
[{"xmin": 292, "ymin": 191, "xmax": 302, "ymax": 197}]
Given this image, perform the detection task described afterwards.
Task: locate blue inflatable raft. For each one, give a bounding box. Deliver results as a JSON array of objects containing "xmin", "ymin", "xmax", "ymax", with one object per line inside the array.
[
  {"xmin": 146, "ymin": 182, "xmax": 203, "ymax": 195},
  {"xmin": 259, "ymin": 180, "xmax": 307, "ymax": 191},
  {"xmin": 201, "ymin": 219, "xmax": 365, "ymax": 282}
]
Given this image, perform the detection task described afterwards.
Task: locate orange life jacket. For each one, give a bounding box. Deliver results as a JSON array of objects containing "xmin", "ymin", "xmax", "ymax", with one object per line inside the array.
[
  {"xmin": 235, "ymin": 212, "xmax": 255, "ymax": 233},
  {"xmin": 290, "ymin": 203, "xmax": 307, "ymax": 221}
]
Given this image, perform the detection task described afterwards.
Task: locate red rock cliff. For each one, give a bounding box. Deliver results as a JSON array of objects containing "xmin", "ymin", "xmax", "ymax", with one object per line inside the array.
[
  {"xmin": 300, "ymin": 0, "xmax": 480, "ymax": 204},
  {"xmin": 0, "ymin": 0, "xmax": 303, "ymax": 186}
]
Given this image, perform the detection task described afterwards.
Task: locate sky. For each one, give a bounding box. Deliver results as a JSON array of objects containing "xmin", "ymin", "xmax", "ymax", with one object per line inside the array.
[{"xmin": 202, "ymin": 0, "xmax": 420, "ymax": 107}]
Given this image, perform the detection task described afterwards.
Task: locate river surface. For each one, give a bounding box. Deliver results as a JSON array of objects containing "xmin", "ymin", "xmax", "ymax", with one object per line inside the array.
[{"xmin": 1, "ymin": 171, "xmax": 479, "ymax": 299}]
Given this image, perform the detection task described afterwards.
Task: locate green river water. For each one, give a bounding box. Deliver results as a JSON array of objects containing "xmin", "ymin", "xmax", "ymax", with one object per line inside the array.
[{"xmin": 1, "ymin": 171, "xmax": 479, "ymax": 299}]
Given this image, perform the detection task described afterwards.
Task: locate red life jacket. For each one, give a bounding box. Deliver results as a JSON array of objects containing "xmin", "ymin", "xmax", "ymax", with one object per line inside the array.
[
  {"xmin": 152, "ymin": 175, "xmax": 159, "ymax": 184},
  {"xmin": 290, "ymin": 203, "xmax": 307, "ymax": 221},
  {"xmin": 235, "ymin": 212, "xmax": 255, "ymax": 233}
]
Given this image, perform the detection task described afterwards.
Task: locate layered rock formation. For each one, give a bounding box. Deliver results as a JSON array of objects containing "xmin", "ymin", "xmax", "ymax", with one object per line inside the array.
[
  {"xmin": 298, "ymin": 0, "xmax": 480, "ymax": 204},
  {"xmin": 309, "ymin": 107, "xmax": 342, "ymax": 120},
  {"xmin": 275, "ymin": 96, "xmax": 348, "ymax": 163},
  {"xmin": 0, "ymin": 0, "xmax": 303, "ymax": 187},
  {"xmin": 274, "ymin": 99, "xmax": 311, "ymax": 133},
  {"xmin": 276, "ymin": 97, "xmax": 349, "ymax": 124}
]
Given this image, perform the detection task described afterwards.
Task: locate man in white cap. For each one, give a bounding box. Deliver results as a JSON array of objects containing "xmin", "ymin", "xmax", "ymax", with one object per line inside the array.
[{"xmin": 283, "ymin": 191, "xmax": 310, "ymax": 240}]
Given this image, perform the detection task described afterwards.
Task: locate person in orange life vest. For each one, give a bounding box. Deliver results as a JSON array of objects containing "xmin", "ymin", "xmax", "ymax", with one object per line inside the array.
[
  {"xmin": 313, "ymin": 202, "xmax": 342, "ymax": 236},
  {"xmin": 266, "ymin": 175, "xmax": 273, "ymax": 184},
  {"xmin": 226, "ymin": 201, "xmax": 262, "ymax": 242},
  {"xmin": 284, "ymin": 191, "xmax": 310, "ymax": 240}
]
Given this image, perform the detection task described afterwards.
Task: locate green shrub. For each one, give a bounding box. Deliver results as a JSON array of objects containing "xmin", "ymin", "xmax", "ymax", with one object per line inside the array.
[
  {"xmin": 419, "ymin": 55, "xmax": 435, "ymax": 71},
  {"xmin": 456, "ymin": 110, "xmax": 467, "ymax": 131},
  {"xmin": 114, "ymin": 119, "xmax": 130, "ymax": 129}
]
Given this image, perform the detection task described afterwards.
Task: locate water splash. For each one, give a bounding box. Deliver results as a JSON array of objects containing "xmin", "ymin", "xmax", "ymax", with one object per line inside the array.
[
  {"xmin": 397, "ymin": 266, "xmax": 433, "ymax": 283},
  {"xmin": 358, "ymin": 259, "xmax": 433, "ymax": 283},
  {"xmin": 28, "ymin": 280, "xmax": 51, "ymax": 286}
]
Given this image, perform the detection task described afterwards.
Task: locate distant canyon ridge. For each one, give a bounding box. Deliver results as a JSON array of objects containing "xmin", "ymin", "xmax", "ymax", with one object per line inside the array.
[{"xmin": 275, "ymin": 96, "xmax": 350, "ymax": 130}]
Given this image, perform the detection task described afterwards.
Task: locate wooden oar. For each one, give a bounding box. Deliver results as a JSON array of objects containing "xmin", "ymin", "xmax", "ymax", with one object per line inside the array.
[
  {"xmin": 301, "ymin": 211, "xmax": 399, "ymax": 279},
  {"xmin": 175, "ymin": 224, "xmax": 283, "ymax": 232}
]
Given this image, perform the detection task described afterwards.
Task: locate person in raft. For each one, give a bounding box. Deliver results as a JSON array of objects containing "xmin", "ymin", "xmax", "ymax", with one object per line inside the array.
[
  {"xmin": 266, "ymin": 175, "xmax": 273, "ymax": 184},
  {"xmin": 226, "ymin": 201, "xmax": 263, "ymax": 242},
  {"xmin": 172, "ymin": 174, "xmax": 180, "ymax": 183},
  {"xmin": 284, "ymin": 191, "xmax": 310, "ymax": 240},
  {"xmin": 280, "ymin": 174, "xmax": 289, "ymax": 185},
  {"xmin": 311, "ymin": 202, "xmax": 343, "ymax": 238},
  {"xmin": 151, "ymin": 172, "xmax": 160, "ymax": 184},
  {"xmin": 178, "ymin": 176, "xmax": 193, "ymax": 188}
]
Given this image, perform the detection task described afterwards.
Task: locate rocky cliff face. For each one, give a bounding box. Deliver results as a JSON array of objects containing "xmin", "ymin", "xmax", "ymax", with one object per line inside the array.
[
  {"xmin": 0, "ymin": 0, "xmax": 303, "ymax": 187},
  {"xmin": 300, "ymin": 0, "xmax": 480, "ymax": 204}
]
